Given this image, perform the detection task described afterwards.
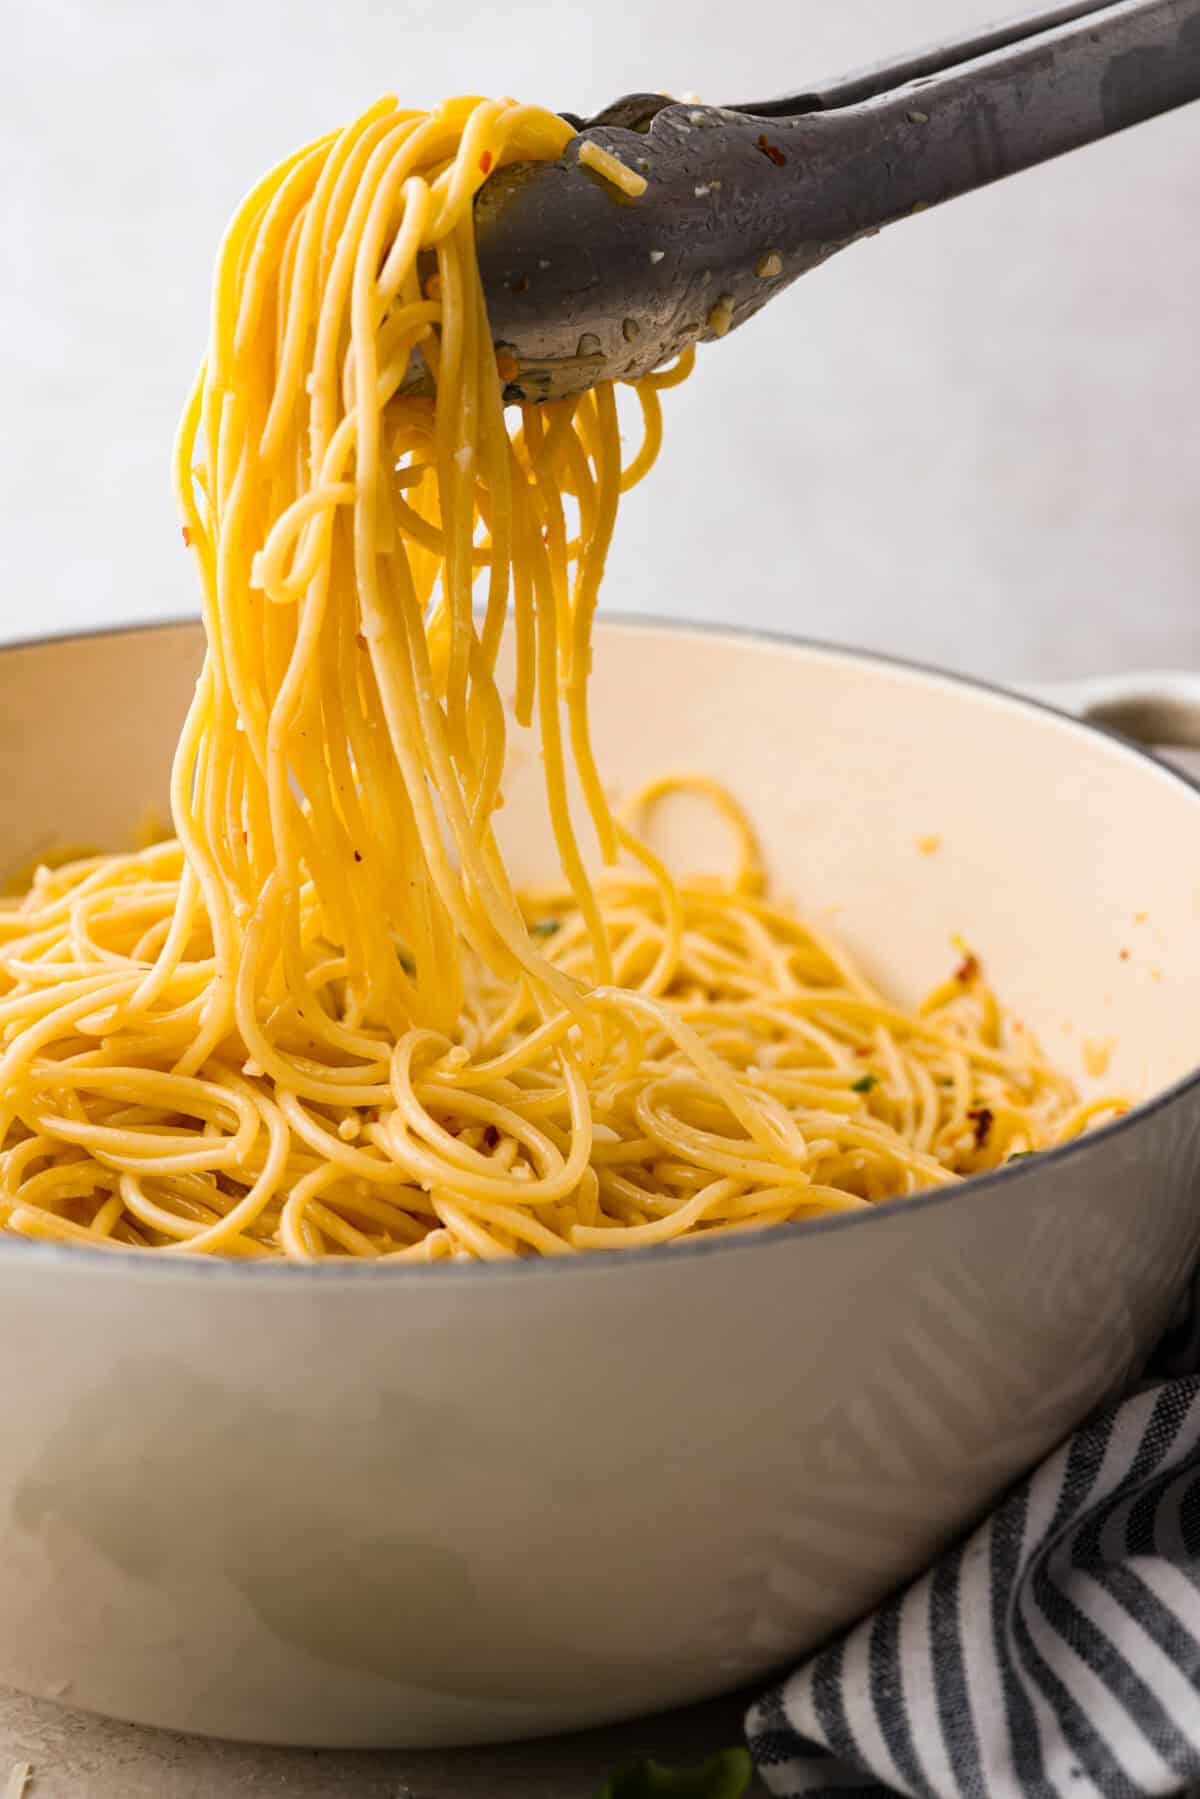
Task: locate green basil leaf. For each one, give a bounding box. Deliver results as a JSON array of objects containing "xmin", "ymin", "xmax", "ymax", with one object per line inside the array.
[{"xmin": 596, "ymin": 1747, "xmax": 754, "ymax": 1798}]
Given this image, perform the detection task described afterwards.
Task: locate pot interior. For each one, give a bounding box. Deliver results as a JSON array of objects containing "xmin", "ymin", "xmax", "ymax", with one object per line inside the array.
[{"xmin": 5, "ymin": 619, "xmax": 1200, "ymax": 1104}]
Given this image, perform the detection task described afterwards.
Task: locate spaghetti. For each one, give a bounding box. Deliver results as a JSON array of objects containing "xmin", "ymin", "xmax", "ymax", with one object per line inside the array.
[
  {"xmin": 0, "ymin": 95, "xmax": 1118, "ymax": 1262},
  {"xmin": 577, "ymin": 140, "xmax": 649, "ymax": 197}
]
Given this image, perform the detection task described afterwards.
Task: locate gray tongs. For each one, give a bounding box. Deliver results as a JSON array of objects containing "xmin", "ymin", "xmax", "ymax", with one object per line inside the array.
[{"xmin": 471, "ymin": 0, "xmax": 1200, "ymax": 401}]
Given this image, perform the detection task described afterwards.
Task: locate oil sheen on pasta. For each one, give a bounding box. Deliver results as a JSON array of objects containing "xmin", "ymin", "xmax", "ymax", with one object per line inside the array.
[{"xmin": 0, "ymin": 96, "xmax": 1121, "ymax": 1261}]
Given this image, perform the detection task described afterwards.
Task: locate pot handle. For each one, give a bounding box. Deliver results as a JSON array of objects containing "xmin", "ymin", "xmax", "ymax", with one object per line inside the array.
[{"xmin": 1019, "ymin": 671, "xmax": 1200, "ymax": 765}]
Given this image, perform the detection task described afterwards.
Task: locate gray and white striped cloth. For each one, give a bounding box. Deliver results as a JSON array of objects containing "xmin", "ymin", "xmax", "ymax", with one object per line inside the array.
[{"xmin": 746, "ymin": 1275, "xmax": 1200, "ymax": 1797}]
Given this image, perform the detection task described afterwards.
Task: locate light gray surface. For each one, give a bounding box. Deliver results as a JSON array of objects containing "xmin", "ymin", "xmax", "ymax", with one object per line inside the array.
[
  {"xmin": 2, "ymin": 0, "xmax": 1199, "ymax": 678},
  {"xmin": 0, "ymin": 1686, "xmax": 764, "ymax": 1797}
]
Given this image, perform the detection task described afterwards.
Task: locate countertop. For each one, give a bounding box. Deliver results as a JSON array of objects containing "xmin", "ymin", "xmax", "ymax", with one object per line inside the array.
[{"xmin": 0, "ymin": 1685, "xmax": 765, "ymax": 1797}]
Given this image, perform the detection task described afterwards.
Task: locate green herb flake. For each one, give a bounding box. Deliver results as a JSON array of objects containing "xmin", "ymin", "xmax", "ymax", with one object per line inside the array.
[
  {"xmin": 851, "ymin": 1073, "xmax": 877, "ymax": 1094},
  {"xmin": 397, "ymin": 950, "xmax": 416, "ymax": 976},
  {"xmin": 597, "ymin": 1748, "xmax": 754, "ymax": 1799},
  {"xmin": 1007, "ymin": 1150, "xmax": 1034, "ymax": 1162},
  {"xmin": 531, "ymin": 917, "xmax": 561, "ymax": 938}
]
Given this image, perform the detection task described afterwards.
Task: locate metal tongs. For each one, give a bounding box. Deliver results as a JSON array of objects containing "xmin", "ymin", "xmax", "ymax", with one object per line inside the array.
[{"xmin": 472, "ymin": 0, "xmax": 1200, "ymax": 401}]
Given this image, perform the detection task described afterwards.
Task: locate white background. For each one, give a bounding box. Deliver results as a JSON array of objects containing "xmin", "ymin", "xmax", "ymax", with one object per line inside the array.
[{"xmin": 2, "ymin": 0, "xmax": 1197, "ymax": 678}]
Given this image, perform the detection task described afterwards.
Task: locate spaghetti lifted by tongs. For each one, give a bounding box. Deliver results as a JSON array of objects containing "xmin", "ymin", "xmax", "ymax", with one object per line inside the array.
[{"xmin": 0, "ymin": 94, "xmax": 1122, "ymax": 1262}]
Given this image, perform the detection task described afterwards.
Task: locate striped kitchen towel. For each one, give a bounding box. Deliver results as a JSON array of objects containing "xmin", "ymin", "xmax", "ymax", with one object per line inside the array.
[{"xmin": 746, "ymin": 1271, "xmax": 1200, "ymax": 1797}]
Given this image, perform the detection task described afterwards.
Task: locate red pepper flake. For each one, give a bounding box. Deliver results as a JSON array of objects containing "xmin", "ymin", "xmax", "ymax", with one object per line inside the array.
[
  {"xmin": 353, "ymin": 850, "xmax": 362, "ymax": 863},
  {"xmin": 968, "ymin": 1106, "xmax": 993, "ymax": 1148},
  {"xmin": 955, "ymin": 953, "xmax": 980, "ymax": 984},
  {"xmin": 756, "ymin": 133, "xmax": 787, "ymax": 167},
  {"xmin": 480, "ymin": 150, "xmax": 493, "ymax": 175},
  {"xmin": 355, "ymin": 631, "xmax": 367, "ymax": 651},
  {"xmin": 181, "ymin": 525, "xmax": 193, "ymax": 547}
]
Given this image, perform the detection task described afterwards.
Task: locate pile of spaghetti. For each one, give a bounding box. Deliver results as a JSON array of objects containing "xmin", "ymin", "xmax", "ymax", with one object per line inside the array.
[{"xmin": 0, "ymin": 96, "xmax": 1119, "ymax": 1261}]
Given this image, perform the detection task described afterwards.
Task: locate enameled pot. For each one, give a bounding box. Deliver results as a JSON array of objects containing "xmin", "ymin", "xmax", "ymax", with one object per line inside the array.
[{"xmin": 1, "ymin": 619, "xmax": 1199, "ymax": 1748}]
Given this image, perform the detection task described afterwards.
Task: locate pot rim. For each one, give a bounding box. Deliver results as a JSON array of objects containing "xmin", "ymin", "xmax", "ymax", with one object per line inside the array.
[{"xmin": 3, "ymin": 610, "xmax": 1197, "ymax": 1288}]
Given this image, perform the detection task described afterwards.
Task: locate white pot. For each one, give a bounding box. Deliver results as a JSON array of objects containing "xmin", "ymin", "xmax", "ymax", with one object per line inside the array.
[{"xmin": 0, "ymin": 619, "xmax": 1198, "ymax": 1748}]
